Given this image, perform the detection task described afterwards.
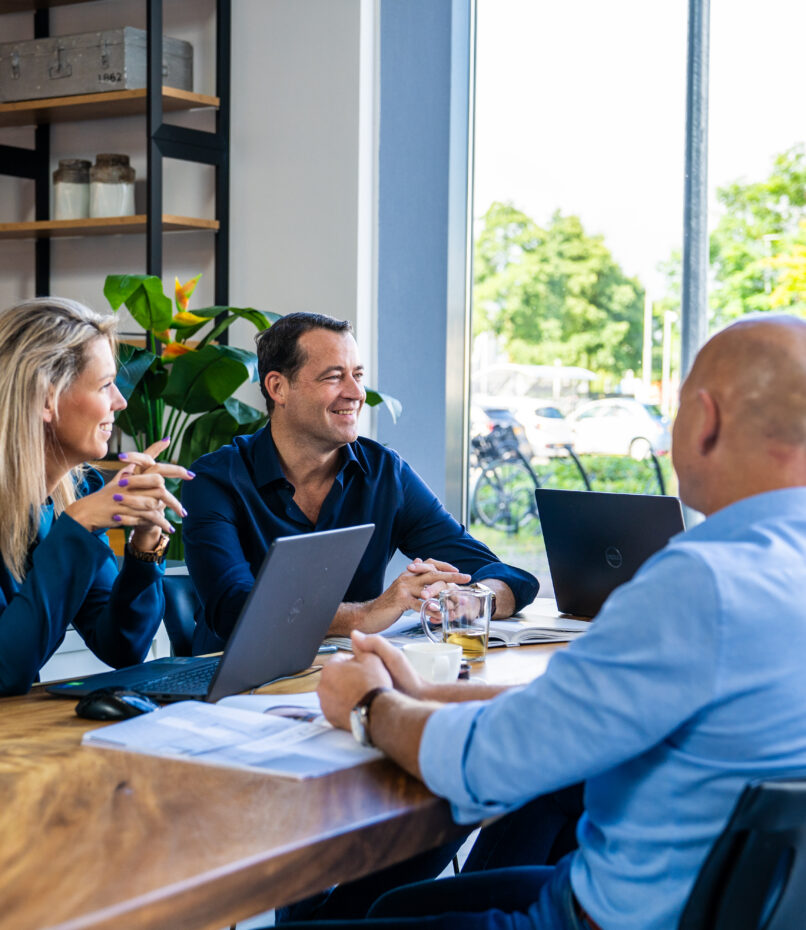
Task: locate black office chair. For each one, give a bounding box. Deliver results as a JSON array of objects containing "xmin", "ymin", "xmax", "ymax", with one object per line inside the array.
[
  {"xmin": 679, "ymin": 778, "xmax": 806, "ymax": 930},
  {"xmin": 162, "ymin": 573, "xmax": 200, "ymax": 657}
]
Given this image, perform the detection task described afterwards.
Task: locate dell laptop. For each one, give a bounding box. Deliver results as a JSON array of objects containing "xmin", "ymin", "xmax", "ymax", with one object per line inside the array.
[
  {"xmin": 535, "ymin": 488, "xmax": 684, "ymax": 619},
  {"xmin": 47, "ymin": 524, "xmax": 374, "ymax": 702}
]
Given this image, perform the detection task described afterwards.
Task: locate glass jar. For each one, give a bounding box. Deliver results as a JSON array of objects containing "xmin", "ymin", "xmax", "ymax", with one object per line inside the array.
[
  {"xmin": 89, "ymin": 153, "xmax": 136, "ymax": 218},
  {"xmin": 52, "ymin": 159, "xmax": 91, "ymax": 220}
]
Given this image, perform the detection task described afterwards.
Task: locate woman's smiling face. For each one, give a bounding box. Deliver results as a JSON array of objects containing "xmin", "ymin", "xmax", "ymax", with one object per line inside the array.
[{"xmin": 46, "ymin": 337, "xmax": 127, "ymax": 468}]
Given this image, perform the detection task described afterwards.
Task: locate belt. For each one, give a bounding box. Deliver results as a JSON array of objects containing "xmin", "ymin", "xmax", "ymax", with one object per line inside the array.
[{"xmin": 573, "ymin": 893, "xmax": 603, "ymax": 930}]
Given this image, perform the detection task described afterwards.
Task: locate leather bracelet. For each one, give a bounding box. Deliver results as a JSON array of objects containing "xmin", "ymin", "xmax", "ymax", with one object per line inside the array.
[{"xmin": 126, "ymin": 533, "xmax": 170, "ymax": 563}]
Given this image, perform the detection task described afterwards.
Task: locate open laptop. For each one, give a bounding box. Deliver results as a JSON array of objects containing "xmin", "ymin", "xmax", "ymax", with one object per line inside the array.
[
  {"xmin": 535, "ymin": 488, "xmax": 684, "ymax": 619},
  {"xmin": 47, "ymin": 524, "xmax": 374, "ymax": 703}
]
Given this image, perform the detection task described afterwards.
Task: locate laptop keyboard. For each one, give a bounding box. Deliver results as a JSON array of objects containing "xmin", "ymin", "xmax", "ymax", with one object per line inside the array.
[{"xmin": 139, "ymin": 660, "xmax": 220, "ymax": 695}]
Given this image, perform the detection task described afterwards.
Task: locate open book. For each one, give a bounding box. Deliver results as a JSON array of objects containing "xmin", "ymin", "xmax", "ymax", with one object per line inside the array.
[
  {"xmin": 487, "ymin": 616, "xmax": 588, "ymax": 646},
  {"xmin": 324, "ymin": 608, "xmax": 589, "ymax": 651},
  {"xmin": 81, "ymin": 693, "xmax": 381, "ymax": 780}
]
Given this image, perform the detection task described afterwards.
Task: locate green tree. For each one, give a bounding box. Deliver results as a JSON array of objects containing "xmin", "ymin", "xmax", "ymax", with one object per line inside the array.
[
  {"xmin": 705, "ymin": 144, "xmax": 806, "ymax": 325},
  {"xmin": 473, "ymin": 202, "xmax": 645, "ymax": 377}
]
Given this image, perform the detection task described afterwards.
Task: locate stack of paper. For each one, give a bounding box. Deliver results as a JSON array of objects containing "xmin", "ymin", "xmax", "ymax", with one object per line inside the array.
[{"xmin": 82, "ymin": 694, "xmax": 381, "ymax": 780}]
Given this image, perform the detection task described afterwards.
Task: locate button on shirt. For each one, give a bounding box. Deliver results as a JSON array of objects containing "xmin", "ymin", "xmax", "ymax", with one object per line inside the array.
[
  {"xmin": 420, "ymin": 488, "xmax": 806, "ymax": 930},
  {"xmin": 182, "ymin": 425, "xmax": 538, "ymax": 640}
]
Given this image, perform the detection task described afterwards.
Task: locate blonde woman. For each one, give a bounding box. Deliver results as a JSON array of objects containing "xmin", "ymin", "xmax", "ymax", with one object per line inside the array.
[{"xmin": 0, "ymin": 298, "xmax": 192, "ymax": 696}]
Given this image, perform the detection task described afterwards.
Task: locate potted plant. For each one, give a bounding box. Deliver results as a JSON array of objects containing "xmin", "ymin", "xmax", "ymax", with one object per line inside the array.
[{"xmin": 105, "ymin": 273, "xmax": 401, "ymax": 552}]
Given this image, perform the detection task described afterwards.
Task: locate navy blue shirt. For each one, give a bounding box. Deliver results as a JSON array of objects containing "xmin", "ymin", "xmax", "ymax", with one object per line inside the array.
[
  {"xmin": 0, "ymin": 468, "xmax": 165, "ymax": 696},
  {"xmin": 183, "ymin": 425, "xmax": 538, "ymax": 641}
]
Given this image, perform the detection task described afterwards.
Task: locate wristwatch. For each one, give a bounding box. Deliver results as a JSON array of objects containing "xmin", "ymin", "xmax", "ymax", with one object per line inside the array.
[
  {"xmin": 471, "ymin": 582, "xmax": 497, "ymax": 617},
  {"xmin": 126, "ymin": 532, "xmax": 171, "ymax": 563},
  {"xmin": 349, "ymin": 687, "xmax": 390, "ymax": 748}
]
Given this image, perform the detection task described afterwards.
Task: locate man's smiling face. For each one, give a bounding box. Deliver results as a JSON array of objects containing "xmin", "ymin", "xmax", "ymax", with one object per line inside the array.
[{"xmin": 276, "ymin": 328, "xmax": 366, "ymax": 451}]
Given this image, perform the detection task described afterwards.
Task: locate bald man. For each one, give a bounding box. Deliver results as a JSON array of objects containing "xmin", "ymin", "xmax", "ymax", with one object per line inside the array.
[{"xmin": 296, "ymin": 316, "xmax": 806, "ymax": 930}]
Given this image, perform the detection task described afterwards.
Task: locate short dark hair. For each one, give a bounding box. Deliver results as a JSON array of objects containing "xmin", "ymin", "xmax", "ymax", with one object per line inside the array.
[{"xmin": 256, "ymin": 312, "xmax": 353, "ymax": 414}]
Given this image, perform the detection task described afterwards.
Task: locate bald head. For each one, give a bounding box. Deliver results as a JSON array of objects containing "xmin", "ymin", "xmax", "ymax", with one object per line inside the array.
[
  {"xmin": 688, "ymin": 315, "xmax": 806, "ymax": 447},
  {"xmin": 673, "ymin": 315, "xmax": 806, "ymax": 514}
]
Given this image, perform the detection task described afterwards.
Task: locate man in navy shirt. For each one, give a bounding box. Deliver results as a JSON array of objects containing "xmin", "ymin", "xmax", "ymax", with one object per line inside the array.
[{"xmin": 183, "ymin": 312, "xmax": 537, "ymax": 645}]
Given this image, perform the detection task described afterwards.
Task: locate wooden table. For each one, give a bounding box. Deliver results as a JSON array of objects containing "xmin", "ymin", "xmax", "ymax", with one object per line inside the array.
[{"xmin": 0, "ymin": 639, "xmax": 564, "ymax": 930}]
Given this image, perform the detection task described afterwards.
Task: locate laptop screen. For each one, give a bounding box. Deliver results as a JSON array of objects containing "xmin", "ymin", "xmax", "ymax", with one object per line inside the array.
[{"xmin": 535, "ymin": 488, "xmax": 685, "ymax": 618}]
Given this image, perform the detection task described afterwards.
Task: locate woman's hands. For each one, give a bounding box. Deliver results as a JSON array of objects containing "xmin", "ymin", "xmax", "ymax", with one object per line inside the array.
[{"xmin": 65, "ymin": 439, "xmax": 194, "ymax": 550}]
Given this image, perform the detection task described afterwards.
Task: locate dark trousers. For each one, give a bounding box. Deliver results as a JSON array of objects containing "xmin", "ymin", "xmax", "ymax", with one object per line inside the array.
[
  {"xmin": 277, "ymin": 784, "xmax": 584, "ymax": 924},
  {"xmin": 284, "ymin": 855, "xmax": 586, "ymax": 929}
]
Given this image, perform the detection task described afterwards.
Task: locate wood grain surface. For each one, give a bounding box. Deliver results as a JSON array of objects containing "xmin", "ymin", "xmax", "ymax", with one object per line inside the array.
[{"xmin": 0, "ymin": 639, "xmax": 564, "ymax": 930}]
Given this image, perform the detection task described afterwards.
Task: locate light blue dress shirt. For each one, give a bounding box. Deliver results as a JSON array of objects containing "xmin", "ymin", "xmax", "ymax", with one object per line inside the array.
[{"xmin": 420, "ymin": 487, "xmax": 806, "ymax": 930}]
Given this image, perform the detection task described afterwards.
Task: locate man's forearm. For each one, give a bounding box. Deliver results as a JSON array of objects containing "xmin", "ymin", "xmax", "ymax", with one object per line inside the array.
[
  {"xmin": 485, "ymin": 579, "xmax": 516, "ymax": 619},
  {"xmin": 370, "ymin": 682, "xmax": 508, "ymax": 780},
  {"xmin": 329, "ymin": 601, "xmax": 366, "ymax": 636},
  {"xmin": 368, "ymin": 690, "xmax": 440, "ymax": 780}
]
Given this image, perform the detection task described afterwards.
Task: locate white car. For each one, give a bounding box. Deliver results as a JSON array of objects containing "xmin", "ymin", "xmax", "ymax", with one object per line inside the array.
[{"xmin": 566, "ymin": 399, "xmax": 671, "ymax": 458}]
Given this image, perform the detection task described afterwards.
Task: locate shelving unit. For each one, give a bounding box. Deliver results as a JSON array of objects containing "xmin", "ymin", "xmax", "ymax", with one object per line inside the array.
[{"xmin": 0, "ymin": 0, "xmax": 231, "ymax": 312}]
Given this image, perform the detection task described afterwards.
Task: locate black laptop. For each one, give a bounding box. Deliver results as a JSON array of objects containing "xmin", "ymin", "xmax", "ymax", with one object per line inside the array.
[
  {"xmin": 47, "ymin": 524, "xmax": 374, "ymax": 702},
  {"xmin": 535, "ymin": 489, "xmax": 684, "ymax": 619}
]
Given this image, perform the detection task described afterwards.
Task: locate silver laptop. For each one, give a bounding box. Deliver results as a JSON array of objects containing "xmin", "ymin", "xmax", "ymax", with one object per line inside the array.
[
  {"xmin": 47, "ymin": 524, "xmax": 374, "ymax": 702},
  {"xmin": 535, "ymin": 488, "xmax": 684, "ymax": 619}
]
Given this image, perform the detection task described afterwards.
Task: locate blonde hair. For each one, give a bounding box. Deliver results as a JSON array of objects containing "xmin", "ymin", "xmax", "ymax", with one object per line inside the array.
[{"xmin": 0, "ymin": 298, "xmax": 118, "ymax": 581}]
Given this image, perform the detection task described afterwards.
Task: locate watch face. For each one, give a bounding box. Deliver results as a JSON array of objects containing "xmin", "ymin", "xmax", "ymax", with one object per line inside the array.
[{"xmin": 350, "ymin": 707, "xmax": 368, "ymax": 746}]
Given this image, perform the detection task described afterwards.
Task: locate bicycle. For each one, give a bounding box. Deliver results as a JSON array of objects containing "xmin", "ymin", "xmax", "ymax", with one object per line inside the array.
[{"xmin": 469, "ymin": 426, "xmax": 591, "ymax": 534}]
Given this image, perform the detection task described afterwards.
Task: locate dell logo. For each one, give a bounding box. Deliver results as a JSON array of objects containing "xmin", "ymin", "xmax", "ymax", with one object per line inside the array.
[
  {"xmin": 605, "ymin": 546, "xmax": 623, "ymax": 569},
  {"xmin": 286, "ymin": 596, "xmax": 304, "ymax": 624}
]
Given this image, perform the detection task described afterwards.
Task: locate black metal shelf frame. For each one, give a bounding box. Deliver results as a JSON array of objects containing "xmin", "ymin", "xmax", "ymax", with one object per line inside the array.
[{"xmin": 0, "ymin": 0, "xmax": 231, "ymax": 329}]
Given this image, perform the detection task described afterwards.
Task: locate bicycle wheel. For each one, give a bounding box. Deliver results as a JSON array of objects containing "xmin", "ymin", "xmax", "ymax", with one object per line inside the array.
[{"xmin": 472, "ymin": 458, "xmax": 537, "ymax": 533}]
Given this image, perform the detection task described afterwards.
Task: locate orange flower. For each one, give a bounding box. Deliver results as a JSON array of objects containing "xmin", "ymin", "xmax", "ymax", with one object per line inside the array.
[
  {"xmin": 173, "ymin": 310, "xmax": 206, "ymax": 326},
  {"xmin": 174, "ymin": 273, "xmax": 202, "ymax": 312},
  {"xmin": 154, "ymin": 329, "xmax": 172, "ymax": 343},
  {"xmin": 162, "ymin": 341, "xmax": 195, "ymax": 360}
]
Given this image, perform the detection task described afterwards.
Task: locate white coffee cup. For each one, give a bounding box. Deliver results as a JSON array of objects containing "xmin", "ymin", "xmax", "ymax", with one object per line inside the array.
[{"xmin": 402, "ymin": 641, "xmax": 462, "ymax": 683}]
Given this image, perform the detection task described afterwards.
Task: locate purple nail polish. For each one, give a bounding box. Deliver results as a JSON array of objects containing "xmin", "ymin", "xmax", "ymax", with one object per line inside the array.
[
  {"xmin": 181, "ymin": 508, "xmax": 188, "ymax": 517},
  {"xmin": 113, "ymin": 493, "xmax": 124, "ymax": 502},
  {"xmin": 118, "ymin": 452, "xmax": 128, "ymax": 460},
  {"xmin": 187, "ymin": 470, "xmax": 196, "ymax": 478},
  {"xmin": 168, "ymin": 525, "xmax": 175, "ymax": 534},
  {"xmin": 112, "ymin": 514, "xmax": 122, "ymax": 522},
  {"xmin": 118, "ymin": 478, "xmax": 129, "ymax": 488},
  {"xmin": 161, "ymin": 436, "xmax": 171, "ymax": 443}
]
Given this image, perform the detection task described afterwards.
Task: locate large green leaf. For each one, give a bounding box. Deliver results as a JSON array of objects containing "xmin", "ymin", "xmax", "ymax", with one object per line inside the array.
[
  {"xmin": 115, "ymin": 344, "xmax": 156, "ymax": 401},
  {"xmin": 116, "ymin": 366, "xmax": 168, "ymax": 439},
  {"xmin": 177, "ymin": 399, "xmax": 266, "ymax": 468},
  {"xmin": 104, "ymin": 274, "xmax": 173, "ymax": 332},
  {"xmin": 365, "ymin": 389, "xmax": 402, "ymax": 424},
  {"xmin": 162, "ymin": 345, "xmax": 257, "ymax": 413}
]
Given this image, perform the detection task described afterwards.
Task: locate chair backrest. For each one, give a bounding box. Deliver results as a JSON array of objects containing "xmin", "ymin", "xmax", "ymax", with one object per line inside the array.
[
  {"xmin": 679, "ymin": 778, "xmax": 806, "ymax": 930},
  {"xmin": 162, "ymin": 573, "xmax": 201, "ymax": 657}
]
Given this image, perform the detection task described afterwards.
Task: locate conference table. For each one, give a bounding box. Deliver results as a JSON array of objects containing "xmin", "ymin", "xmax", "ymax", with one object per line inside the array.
[{"xmin": 0, "ymin": 615, "xmax": 567, "ymax": 930}]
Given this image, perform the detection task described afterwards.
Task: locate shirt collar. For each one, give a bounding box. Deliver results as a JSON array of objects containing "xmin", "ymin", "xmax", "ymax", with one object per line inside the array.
[{"xmin": 252, "ymin": 423, "xmax": 368, "ymax": 488}]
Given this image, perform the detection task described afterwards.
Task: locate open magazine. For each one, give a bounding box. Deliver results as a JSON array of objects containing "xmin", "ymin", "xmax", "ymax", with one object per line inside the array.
[{"xmin": 81, "ymin": 692, "xmax": 381, "ymax": 780}]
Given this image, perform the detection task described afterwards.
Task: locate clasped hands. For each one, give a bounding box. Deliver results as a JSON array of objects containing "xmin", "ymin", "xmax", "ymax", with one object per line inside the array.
[
  {"xmin": 318, "ymin": 630, "xmax": 429, "ymax": 731},
  {"xmin": 357, "ymin": 556, "xmax": 470, "ymax": 633},
  {"xmin": 65, "ymin": 439, "xmax": 194, "ymax": 551}
]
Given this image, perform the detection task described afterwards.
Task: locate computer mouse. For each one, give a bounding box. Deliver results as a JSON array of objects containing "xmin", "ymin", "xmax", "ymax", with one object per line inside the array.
[{"xmin": 75, "ymin": 688, "xmax": 160, "ymax": 721}]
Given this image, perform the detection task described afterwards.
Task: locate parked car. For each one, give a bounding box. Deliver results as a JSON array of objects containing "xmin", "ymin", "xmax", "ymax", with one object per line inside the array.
[
  {"xmin": 470, "ymin": 405, "xmax": 534, "ymax": 460},
  {"xmin": 565, "ymin": 398, "xmax": 671, "ymax": 458},
  {"xmin": 524, "ymin": 405, "xmax": 575, "ymax": 454}
]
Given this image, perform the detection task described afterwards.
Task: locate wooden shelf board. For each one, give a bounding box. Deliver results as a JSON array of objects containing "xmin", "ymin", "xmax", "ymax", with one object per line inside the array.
[
  {"xmin": 0, "ymin": 87, "xmax": 219, "ymax": 128},
  {"xmin": 1, "ymin": 0, "xmax": 121, "ymax": 12},
  {"xmin": 0, "ymin": 214, "xmax": 220, "ymax": 239}
]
